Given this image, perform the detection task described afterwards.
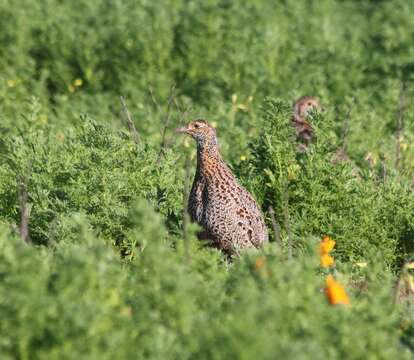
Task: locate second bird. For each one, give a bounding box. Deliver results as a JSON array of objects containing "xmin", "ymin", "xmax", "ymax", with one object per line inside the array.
[
  {"xmin": 292, "ymin": 96, "xmax": 321, "ymax": 152},
  {"xmin": 176, "ymin": 120, "xmax": 268, "ymax": 256}
]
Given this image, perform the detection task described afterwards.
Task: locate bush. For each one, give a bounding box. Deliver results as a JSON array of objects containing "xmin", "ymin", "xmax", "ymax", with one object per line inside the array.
[
  {"xmin": 248, "ymin": 98, "xmax": 414, "ymax": 268},
  {"xmin": 1, "ymin": 0, "xmax": 414, "ymax": 357},
  {"xmin": 0, "ymin": 224, "xmax": 411, "ymax": 359}
]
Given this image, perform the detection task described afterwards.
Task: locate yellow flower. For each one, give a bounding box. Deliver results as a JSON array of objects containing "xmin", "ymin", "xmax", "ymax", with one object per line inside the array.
[
  {"xmin": 120, "ymin": 306, "xmax": 133, "ymax": 317},
  {"xmin": 255, "ymin": 256, "xmax": 266, "ymax": 271},
  {"xmin": 39, "ymin": 114, "xmax": 48, "ymax": 125},
  {"xmin": 237, "ymin": 103, "xmax": 248, "ymax": 112},
  {"xmin": 320, "ymin": 254, "xmax": 334, "ymax": 268},
  {"xmin": 355, "ymin": 262, "xmax": 367, "ymax": 268},
  {"xmin": 320, "ymin": 235, "xmax": 336, "ymax": 255},
  {"xmin": 68, "ymin": 85, "xmax": 75, "ymax": 93},
  {"xmin": 240, "ymin": 155, "xmax": 246, "ymax": 161},
  {"xmin": 231, "ymin": 93, "xmax": 238, "ymax": 104},
  {"xmin": 73, "ymin": 78, "xmax": 83, "ymax": 87},
  {"xmin": 325, "ymin": 275, "xmax": 350, "ymax": 306}
]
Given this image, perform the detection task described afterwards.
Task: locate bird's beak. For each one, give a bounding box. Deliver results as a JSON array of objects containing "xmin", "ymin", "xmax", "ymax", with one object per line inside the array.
[{"xmin": 175, "ymin": 125, "xmax": 189, "ymax": 134}]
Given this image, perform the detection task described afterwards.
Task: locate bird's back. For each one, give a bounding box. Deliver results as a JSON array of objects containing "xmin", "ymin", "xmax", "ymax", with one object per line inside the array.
[{"xmin": 190, "ymin": 155, "xmax": 268, "ymax": 255}]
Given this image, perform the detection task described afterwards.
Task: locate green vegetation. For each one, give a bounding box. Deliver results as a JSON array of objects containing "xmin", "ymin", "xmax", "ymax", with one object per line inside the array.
[{"xmin": 1, "ymin": 0, "xmax": 414, "ymax": 358}]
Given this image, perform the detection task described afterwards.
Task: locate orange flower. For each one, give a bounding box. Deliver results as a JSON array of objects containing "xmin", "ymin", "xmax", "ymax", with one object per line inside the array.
[
  {"xmin": 320, "ymin": 254, "xmax": 335, "ymax": 268},
  {"xmin": 325, "ymin": 275, "xmax": 350, "ymax": 306},
  {"xmin": 320, "ymin": 236, "xmax": 336, "ymax": 255},
  {"xmin": 255, "ymin": 256, "xmax": 266, "ymax": 270}
]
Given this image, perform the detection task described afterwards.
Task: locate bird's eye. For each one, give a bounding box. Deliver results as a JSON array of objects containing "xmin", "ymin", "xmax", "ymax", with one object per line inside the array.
[
  {"xmin": 308, "ymin": 102, "xmax": 312, "ymax": 106},
  {"xmin": 194, "ymin": 123, "xmax": 200, "ymax": 129}
]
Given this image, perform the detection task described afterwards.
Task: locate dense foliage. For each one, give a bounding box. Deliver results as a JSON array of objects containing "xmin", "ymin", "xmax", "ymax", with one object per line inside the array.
[{"xmin": 1, "ymin": 0, "xmax": 414, "ymax": 358}]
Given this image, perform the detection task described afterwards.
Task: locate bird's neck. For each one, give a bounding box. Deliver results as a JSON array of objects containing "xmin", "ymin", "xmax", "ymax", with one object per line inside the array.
[{"xmin": 196, "ymin": 138, "xmax": 223, "ymax": 174}]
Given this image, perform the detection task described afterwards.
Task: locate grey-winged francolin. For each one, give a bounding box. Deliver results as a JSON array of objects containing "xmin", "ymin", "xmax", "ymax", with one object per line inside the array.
[
  {"xmin": 293, "ymin": 97, "xmax": 359, "ymax": 175},
  {"xmin": 176, "ymin": 120, "xmax": 268, "ymax": 256},
  {"xmin": 292, "ymin": 96, "xmax": 321, "ymax": 152}
]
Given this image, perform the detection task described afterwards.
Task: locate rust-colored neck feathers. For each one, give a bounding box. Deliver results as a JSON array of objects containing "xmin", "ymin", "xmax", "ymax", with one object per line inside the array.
[{"xmin": 177, "ymin": 119, "xmax": 224, "ymax": 176}]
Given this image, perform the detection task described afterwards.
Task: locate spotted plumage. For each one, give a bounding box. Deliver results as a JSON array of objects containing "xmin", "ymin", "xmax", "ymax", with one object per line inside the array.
[{"xmin": 176, "ymin": 120, "xmax": 268, "ymax": 256}]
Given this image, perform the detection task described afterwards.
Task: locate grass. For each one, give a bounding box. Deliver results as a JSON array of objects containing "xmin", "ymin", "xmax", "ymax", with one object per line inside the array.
[{"xmin": 1, "ymin": 0, "xmax": 414, "ymax": 358}]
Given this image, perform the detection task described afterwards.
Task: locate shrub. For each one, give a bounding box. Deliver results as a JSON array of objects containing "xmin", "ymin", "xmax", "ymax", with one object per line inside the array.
[
  {"xmin": 248, "ymin": 98, "xmax": 414, "ymax": 268},
  {"xmin": 1, "ymin": 0, "xmax": 414, "ymax": 357}
]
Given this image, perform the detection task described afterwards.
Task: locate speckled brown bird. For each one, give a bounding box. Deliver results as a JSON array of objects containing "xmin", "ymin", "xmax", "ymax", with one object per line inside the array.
[
  {"xmin": 292, "ymin": 96, "xmax": 321, "ymax": 152},
  {"xmin": 293, "ymin": 97, "xmax": 360, "ymax": 176},
  {"xmin": 176, "ymin": 120, "xmax": 268, "ymax": 256}
]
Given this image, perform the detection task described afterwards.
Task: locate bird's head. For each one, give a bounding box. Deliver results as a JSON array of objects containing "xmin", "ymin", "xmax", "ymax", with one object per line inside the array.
[
  {"xmin": 293, "ymin": 96, "xmax": 322, "ymax": 120},
  {"xmin": 176, "ymin": 119, "xmax": 217, "ymax": 147}
]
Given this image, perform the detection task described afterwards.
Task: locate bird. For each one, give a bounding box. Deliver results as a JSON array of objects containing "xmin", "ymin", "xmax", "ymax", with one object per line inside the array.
[
  {"xmin": 176, "ymin": 119, "xmax": 268, "ymax": 256},
  {"xmin": 292, "ymin": 96, "xmax": 321, "ymax": 152},
  {"xmin": 293, "ymin": 96, "xmax": 360, "ymax": 176}
]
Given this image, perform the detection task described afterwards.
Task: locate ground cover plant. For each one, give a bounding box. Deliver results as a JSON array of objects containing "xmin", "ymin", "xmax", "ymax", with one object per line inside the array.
[{"xmin": 1, "ymin": 0, "xmax": 414, "ymax": 358}]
